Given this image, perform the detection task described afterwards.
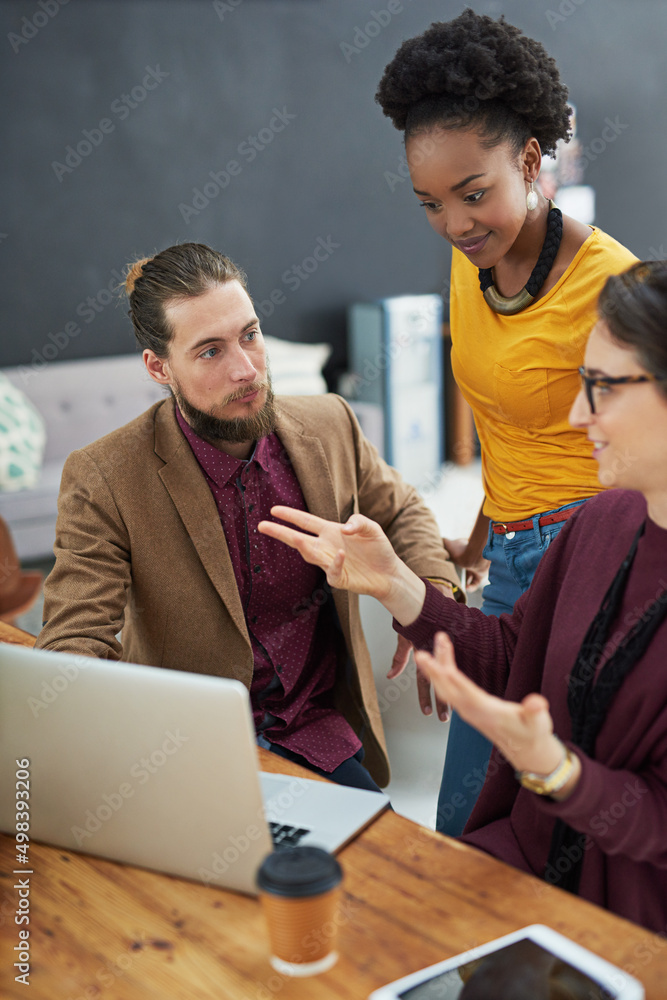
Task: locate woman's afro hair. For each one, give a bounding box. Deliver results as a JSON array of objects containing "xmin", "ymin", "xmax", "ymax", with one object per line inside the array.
[{"xmin": 375, "ymin": 9, "xmax": 572, "ymax": 157}]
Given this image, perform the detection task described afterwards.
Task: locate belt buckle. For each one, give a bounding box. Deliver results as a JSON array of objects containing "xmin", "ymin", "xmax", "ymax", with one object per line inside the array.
[{"xmin": 496, "ymin": 522, "xmax": 508, "ymax": 535}]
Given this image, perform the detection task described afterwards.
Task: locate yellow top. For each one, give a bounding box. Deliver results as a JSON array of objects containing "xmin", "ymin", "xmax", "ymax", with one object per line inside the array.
[{"xmin": 450, "ymin": 226, "xmax": 637, "ymax": 521}]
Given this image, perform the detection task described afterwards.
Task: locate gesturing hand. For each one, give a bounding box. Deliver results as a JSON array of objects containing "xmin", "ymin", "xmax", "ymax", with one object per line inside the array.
[
  {"xmin": 442, "ymin": 536, "xmax": 490, "ymax": 592},
  {"xmin": 257, "ymin": 506, "xmax": 401, "ymax": 601},
  {"xmin": 415, "ymin": 632, "xmax": 568, "ymax": 778}
]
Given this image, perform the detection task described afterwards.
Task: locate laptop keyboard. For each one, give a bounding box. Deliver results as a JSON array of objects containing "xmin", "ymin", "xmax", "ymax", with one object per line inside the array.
[{"xmin": 269, "ymin": 822, "xmax": 310, "ymax": 849}]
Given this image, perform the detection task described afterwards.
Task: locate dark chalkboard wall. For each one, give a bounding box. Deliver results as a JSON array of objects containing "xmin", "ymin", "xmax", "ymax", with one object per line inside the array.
[{"xmin": 2, "ymin": 0, "xmax": 666, "ymax": 380}]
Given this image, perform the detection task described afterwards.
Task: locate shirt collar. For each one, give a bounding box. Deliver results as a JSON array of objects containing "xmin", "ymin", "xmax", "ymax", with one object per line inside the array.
[{"xmin": 175, "ymin": 404, "xmax": 272, "ymax": 486}]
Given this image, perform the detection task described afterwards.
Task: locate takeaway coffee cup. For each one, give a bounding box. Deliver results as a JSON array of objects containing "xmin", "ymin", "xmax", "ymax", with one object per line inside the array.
[{"xmin": 256, "ymin": 846, "xmax": 343, "ymax": 976}]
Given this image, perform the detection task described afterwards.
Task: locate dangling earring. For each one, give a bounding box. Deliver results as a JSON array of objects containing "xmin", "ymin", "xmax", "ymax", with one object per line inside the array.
[{"xmin": 526, "ymin": 180, "xmax": 538, "ymax": 211}]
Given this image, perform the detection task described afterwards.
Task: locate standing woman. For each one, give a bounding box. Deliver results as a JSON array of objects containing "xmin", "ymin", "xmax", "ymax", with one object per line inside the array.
[{"xmin": 374, "ymin": 10, "xmax": 637, "ymax": 836}]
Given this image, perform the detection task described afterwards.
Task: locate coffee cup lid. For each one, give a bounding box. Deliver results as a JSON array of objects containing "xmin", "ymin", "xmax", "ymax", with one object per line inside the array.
[{"xmin": 256, "ymin": 847, "xmax": 343, "ymax": 897}]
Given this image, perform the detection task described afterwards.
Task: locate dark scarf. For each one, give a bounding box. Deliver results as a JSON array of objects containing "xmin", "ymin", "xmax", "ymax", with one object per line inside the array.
[{"xmin": 545, "ymin": 521, "xmax": 667, "ymax": 894}]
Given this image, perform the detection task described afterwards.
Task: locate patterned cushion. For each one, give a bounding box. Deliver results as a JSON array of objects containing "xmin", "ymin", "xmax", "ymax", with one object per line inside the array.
[{"xmin": 0, "ymin": 373, "xmax": 46, "ymax": 491}]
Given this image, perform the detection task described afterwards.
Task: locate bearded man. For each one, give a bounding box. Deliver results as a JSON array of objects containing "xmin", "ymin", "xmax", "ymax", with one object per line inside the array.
[{"xmin": 37, "ymin": 243, "xmax": 459, "ymax": 790}]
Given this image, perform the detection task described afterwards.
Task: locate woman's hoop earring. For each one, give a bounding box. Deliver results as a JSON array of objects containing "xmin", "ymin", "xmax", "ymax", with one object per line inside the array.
[{"xmin": 526, "ymin": 181, "xmax": 538, "ymax": 211}]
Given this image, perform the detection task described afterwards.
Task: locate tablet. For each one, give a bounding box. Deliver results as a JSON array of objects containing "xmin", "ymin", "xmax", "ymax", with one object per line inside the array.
[{"xmin": 368, "ymin": 924, "xmax": 644, "ymax": 999}]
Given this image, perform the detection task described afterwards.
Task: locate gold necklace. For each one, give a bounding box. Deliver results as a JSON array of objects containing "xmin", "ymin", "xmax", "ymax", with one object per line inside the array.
[{"xmin": 478, "ymin": 201, "xmax": 562, "ymax": 316}]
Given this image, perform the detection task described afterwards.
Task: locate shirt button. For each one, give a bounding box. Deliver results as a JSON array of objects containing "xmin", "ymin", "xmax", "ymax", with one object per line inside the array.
[
  {"xmin": 276, "ymin": 664, "xmax": 283, "ymax": 674},
  {"xmin": 254, "ymin": 565, "xmax": 262, "ymax": 573},
  {"xmin": 248, "ymin": 503, "xmax": 254, "ymax": 512},
  {"xmin": 505, "ymin": 531, "xmax": 515, "ymax": 540},
  {"xmin": 251, "ymin": 616, "xmax": 258, "ymax": 624}
]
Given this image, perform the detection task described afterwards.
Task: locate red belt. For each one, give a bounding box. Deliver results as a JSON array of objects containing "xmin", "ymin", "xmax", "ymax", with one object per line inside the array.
[{"xmin": 492, "ymin": 507, "xmax": 578, "ymax": 535}]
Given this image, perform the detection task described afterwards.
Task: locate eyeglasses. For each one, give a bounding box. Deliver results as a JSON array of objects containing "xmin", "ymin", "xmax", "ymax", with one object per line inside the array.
[{"xmin": 578, "ymin": 366, "xmax": 663, "ymax": 414}]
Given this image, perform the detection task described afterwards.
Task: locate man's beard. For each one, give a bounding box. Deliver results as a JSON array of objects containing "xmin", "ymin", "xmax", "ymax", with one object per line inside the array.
[{"xmin": 172, "ymin": 375, "xmax": 277, "ymax": 445}]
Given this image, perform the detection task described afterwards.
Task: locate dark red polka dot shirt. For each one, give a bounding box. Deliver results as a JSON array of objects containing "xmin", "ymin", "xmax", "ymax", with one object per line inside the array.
[{"xmin": 176, "ymin": 407, "xmax": 361, "ymax": 772}]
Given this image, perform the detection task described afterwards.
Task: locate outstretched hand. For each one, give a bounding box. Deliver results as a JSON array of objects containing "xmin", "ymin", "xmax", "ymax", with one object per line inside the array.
[
  {"xmin": 257, "ymin": 506, "xmax": 401, "ymax": 600},
  {"xmin": 415, "ymin": 632, "xmax": 566, "ymax": 777}
]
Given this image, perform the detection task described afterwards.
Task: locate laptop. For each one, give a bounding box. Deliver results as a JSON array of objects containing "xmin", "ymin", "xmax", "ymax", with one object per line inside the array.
[{"xmin": 0, "ymin": 644, "xmax": 389, "ymax": 895}]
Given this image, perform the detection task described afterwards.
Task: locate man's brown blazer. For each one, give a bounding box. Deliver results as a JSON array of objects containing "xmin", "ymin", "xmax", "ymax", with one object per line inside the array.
[{"xmin": 37, "ymin": 394, "xmax": 458, "ymax": 785}]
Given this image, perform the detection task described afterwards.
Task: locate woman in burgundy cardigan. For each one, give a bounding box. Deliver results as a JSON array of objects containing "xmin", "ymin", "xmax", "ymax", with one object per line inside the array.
[{"xmin": 259, "ymin": 260, "xmax": 667, "ymax": 933}]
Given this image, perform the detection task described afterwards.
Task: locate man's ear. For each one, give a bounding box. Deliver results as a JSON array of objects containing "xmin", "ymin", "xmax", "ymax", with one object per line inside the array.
[{"xmin": 143, "ymin": 349, "xmax": 172, "ymax": 386}]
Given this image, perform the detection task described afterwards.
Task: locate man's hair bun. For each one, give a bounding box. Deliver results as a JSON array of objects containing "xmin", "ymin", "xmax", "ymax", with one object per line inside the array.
[{"xmin": 125, "ymin": 257, "xmax": 151, "ymax": 297}]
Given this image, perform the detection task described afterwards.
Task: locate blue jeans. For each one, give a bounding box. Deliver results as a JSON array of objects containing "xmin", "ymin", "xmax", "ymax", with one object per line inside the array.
[{"xmin": 435, "ymin": 499, "xmax": 588, "ymax": 836}]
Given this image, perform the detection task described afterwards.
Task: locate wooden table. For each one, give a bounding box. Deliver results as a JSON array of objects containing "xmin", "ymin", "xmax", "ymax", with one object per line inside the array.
[
  {"xmin": 2, "ymin": 752, "xmax": 666, "ymax": 999},
  {"xmin": 2, "ymin": 628, "xmax": 666, "ymax": 997},
  {"xmin": 0, "ymin": 621, "xmax": 36, "ymax": 647}
]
